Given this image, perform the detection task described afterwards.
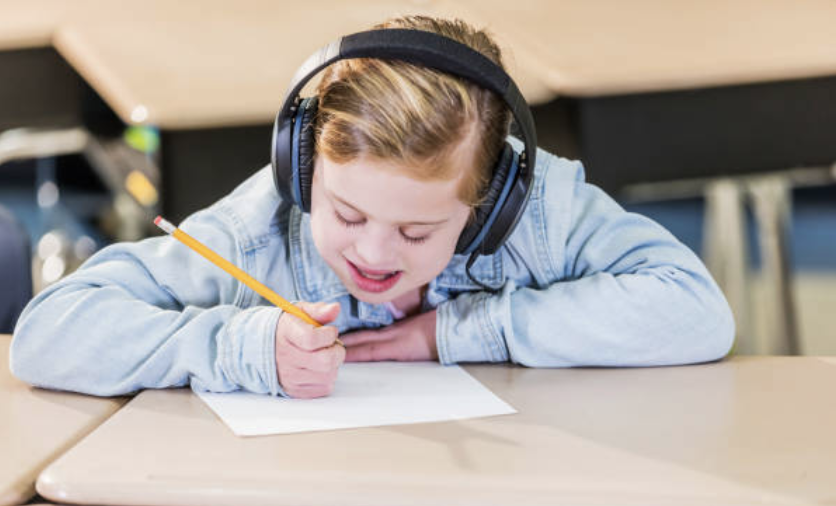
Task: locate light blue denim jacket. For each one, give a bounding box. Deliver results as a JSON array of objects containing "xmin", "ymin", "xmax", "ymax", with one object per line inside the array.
[{"xmin": 10, "ymin": 143, "xmax": 735, "ymax": 397}]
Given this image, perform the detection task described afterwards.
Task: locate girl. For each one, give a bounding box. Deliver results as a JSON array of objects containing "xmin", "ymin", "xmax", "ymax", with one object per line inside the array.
[{"xmin": 10, "ymin": 16, "xmax": 734, "ymax": 399}]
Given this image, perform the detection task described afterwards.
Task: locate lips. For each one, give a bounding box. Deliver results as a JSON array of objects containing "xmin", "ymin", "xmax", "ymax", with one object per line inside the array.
[{"xmin": 346, "ymin": 259, "xmax": 402, "ymax": 293}]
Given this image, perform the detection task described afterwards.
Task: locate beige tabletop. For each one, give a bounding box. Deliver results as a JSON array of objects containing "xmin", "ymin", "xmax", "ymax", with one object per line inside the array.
[
  {"xmin": 37, "ymin": 356, "xmax": 836, "ymax": 506},
  {"xmin": 11, "ymin": 1, "xmax": 836, "ymax": 129},
  {"xmin": 51, "ymin": 0, "xmax": 449, "ymax": 129},
  {"xmin": 0, "ymin": 334, "xmax": 127, "ymax": 506},
  {"xmin": 0, "ymin": 0, "xmax": 95, "ymax": 50},
  {"xmin": 0, "ymin": 0, "xmax": 69, "ymax": 49},
  {"xmin": 452, "ymin": 0, "xmax": 836, "ymax": 96}
]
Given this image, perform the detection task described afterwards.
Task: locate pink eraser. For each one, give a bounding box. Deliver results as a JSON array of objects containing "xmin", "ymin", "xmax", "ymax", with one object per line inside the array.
[{"xmin": 154, "ymin": 216, "xmax": 162, "ymax": 226}]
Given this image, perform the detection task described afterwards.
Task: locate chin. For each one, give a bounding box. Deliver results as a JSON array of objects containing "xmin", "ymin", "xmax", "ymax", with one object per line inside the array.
[{"xmin": 346, "ymin": 289, "xmax": 390, "ymax": 304}]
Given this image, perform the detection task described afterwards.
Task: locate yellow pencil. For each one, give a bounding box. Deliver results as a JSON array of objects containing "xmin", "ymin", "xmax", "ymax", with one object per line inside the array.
[{"xmin": 154, "ymin": 216, "xmax": 343, "ymax": 346}]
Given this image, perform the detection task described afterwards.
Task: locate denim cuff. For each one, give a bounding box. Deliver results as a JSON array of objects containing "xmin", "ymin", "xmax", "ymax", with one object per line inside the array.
[
  {"xmin": 436, "ymin": 291, "xmax": 510, "ymax": 365},
  {"xmin": 221, "ymin": 306, "xmax": 289, "ymax": 397}
]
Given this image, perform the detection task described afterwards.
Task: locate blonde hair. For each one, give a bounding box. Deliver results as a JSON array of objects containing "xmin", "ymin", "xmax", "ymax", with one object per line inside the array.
[{"xmin": 314, "ymin": 16, "xmax": 511, "ymax": 212}]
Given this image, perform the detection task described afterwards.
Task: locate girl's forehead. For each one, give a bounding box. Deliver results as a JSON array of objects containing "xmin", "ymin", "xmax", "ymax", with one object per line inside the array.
[{"xmin": 318, "ymin": 155, "xmax": 466, "ymax": 220}]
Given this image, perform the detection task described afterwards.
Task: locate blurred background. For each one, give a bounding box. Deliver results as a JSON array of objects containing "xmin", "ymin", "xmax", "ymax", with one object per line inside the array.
[{"xmin": 1, "ymin": 0, "xmax": 834, "ymax": 353}]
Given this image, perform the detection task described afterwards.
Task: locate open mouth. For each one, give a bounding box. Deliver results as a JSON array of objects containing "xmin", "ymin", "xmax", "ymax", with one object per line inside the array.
[{"xmin": 346, "ymin": 259, "xmax": 403, "ymax": 293}]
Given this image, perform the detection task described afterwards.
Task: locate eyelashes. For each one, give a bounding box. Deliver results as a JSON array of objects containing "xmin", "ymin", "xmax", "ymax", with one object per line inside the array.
[
  {"xmin": 401, "ymin": 234, "xmax": 428, "ymax": 245},
  {"xmin": 333, "ymin": 210, "xmax": 363, "ymax": 228},
  {"xmin": 333, "ymin": 210, "xmax": 428, "ymax": 245}
]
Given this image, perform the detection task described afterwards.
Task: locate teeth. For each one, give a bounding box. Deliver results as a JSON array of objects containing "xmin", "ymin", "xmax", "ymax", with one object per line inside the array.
[{"xmin": 360, "ymin": 268, "xmax": 394, "ymax": 280}]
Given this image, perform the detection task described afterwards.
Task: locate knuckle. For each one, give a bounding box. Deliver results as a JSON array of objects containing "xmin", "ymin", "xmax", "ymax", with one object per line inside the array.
[
  {"xmin": 322, "ymin": 350, "xmax": 338, "ymax": 370},
  {"xmin": 315, "ymin": 327, "xmax": 335, "ymax": 347},
  {"xmin": 295, "ymin": 330, "xmax": 315, "ymax": 350}
]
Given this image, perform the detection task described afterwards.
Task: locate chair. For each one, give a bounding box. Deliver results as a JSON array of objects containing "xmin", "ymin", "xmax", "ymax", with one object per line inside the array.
[{"xmin": 0, "ymin": 204, "xmax": 32, "ymax": 333}]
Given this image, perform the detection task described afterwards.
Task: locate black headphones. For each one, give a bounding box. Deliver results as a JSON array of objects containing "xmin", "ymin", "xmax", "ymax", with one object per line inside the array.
[{"xmin": 272, "ymin": 28, "xmax": 537, "ymax": 257}]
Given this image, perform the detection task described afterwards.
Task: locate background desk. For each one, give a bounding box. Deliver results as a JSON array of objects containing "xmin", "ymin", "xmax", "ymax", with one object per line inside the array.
[
  {"xmin": 0, "ymin": 0, "xmax": 89, "ymax": 131},
  {"xmin": 38, "ymin": 357, "xmax": 836, "ymax": 506},
  {"xmin": 0, "ymin": 334, "xmax": 127, "ymax": 506}
]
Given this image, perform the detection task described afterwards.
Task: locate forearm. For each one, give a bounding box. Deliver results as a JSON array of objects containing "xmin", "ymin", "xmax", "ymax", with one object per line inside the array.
[
  {"xmin": 437, "ymin": 266, "xmax": 734, "ymax": 367},
  {"xmin": 10, "ymin": 278, "xmax": 282, "ymax": 396}
]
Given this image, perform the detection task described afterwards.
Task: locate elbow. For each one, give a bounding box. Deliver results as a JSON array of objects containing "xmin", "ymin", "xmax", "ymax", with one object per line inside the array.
[
  {"xmin": 9, "ymin": 330, "xmax": 44, "ymax": 388},
  {"xmin": 715, "ymin": 297, "xmax": 736, "ymax": 359},
  {"xmin": 9, "ymin": 316, "xmax": 49, "ymax": 388},
  {"xmin": 710, "ymin": 298, "xmax": 736, "ymax": 360},
  {"xmin": 693, "ymin": 291, "xmax": 736, "ymax": 363},
  {"xmin": 9, "ymin": 299, "xmax": 66, "ymax": 390}
]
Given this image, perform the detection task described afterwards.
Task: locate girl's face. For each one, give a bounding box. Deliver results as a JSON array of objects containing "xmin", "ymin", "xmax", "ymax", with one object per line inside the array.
[{"xmin": 309, "ymin": 154, "xmax": 472, "ymax": 305}]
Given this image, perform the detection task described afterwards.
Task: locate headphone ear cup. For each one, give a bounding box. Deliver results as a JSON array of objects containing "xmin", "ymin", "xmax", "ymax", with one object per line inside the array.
[
  {"xmin": 455, "ymin": 143, "xmax": 517, "ymax": 255},
  {"xmin": 294, "ymin": 97, "xmax": 318, "ymax": 212}
]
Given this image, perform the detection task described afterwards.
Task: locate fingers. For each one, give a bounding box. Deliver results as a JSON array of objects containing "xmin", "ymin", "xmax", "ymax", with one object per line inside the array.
[
  {"xmin": 275, "ymin": 303, "xmax": 345, "ymax": 399},
  {"xmin": 343, "ymin": 312, "xmax": 437, "ymax": 363},
  {"xmin": 284, "ymin": 305, "xmax": 341, "ymax": 352},
  {"xmin": 284, "ymin": 383, "xmax": 334, "ymax": 399},
  {"xmin": 277, "ymin": 344, "xmax": 345, "ymax": 399},
  {"xmin": 296, "ymin": 301, "xmax": 341, "ymax": 325},
  {"xmin": 279, "ymin": 340, "xmax": 346, "ymax": 373},
  {"xmin": 280, "ymin": 367, "xmax": 339, "ymax": 398},
  {"xmin": 286, "ymin": 323, "xmax": 340, "ymax": 352},
  {"xmin": 339, "ymin": 328, "xmax": 392, "ymax": 347},
  {"xmin": 344, "ymin": 341, "xmax": 378, "ymax": 362}
]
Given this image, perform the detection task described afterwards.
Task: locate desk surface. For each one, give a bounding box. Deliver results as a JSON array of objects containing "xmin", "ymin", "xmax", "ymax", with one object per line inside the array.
[
  {"xmin": 0, "ymin": 0, "xmax": 83, "ymax": 49},
  {"xmin": 38, "ymin": 356, "xmax": 836, "ymax": 506},
  {"xmin": 6, "ymin": 1, "xmax": 836, "ymax": 128},
  {"xmin": 0, "ymin": 334, "xmax": 127, "ymax": 506},
  {"xmin": 457, "ymin": 0, "xmax": 836, "ymax": 96},
  {"xmin": 51, "ymin": 0, "xmax": 446, "ymax": 129}
]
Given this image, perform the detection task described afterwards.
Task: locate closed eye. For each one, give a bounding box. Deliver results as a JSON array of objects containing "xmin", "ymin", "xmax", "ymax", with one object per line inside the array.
[
  {"xmin": 335, "ymin": 210, "xmax": 429, "ymax": 245},
  {"xmin": 334, "ymin": 210, "xmax": 364, "ymax": 228},
  {"xmin": 400, "ymin": 231, "xmax": 428, "ymax": 245}
]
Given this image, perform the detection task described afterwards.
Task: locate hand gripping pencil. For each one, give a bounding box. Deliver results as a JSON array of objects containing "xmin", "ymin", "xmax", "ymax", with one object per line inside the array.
[{"xmin": 154, "ymin": 216, "xmax": 343, "ymax": 347}]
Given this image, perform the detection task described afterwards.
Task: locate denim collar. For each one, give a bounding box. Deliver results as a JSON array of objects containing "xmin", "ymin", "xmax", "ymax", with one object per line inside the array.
[{"xmin": 287, "ymin": 205, "xmax": 504, "ymax": 321}]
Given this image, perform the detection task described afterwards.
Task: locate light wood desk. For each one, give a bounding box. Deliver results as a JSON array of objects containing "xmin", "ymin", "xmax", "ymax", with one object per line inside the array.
[
  {"xmin": 0, "ymin": 0, "xmax": 87, "ymax": 50},
  {"xmin": 0, "ymin": 334, "xmax": 127, "ymax": 506},
  {"xmin": 37, "ymin": 356, "xmax": 836, "ymax": 506},
  {"xmin": 0, "ymin": 1, "xmax": 95, "ymax": 130},
  {"xmin": 450, "ymin": 0, "xmax": 836, "ymax": 96},
  {"xmin": 52, "ymin": 0, "xmax": 441, "ymax": 130}
]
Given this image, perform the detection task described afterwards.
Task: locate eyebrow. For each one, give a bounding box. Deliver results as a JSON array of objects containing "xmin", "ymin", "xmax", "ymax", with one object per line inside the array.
[{"xmin": 330, "ymin": 191, "xmax": 449, "ymax": 226}]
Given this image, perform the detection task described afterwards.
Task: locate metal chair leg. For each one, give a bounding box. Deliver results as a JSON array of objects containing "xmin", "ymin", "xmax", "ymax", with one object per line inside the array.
[
  {"xmin": 704, "ymin": 179, "xmax": 751, "ymax": 353},
  {"xmin": 747, "ymin": 176, "xmax": 800, "ymax": 355}
]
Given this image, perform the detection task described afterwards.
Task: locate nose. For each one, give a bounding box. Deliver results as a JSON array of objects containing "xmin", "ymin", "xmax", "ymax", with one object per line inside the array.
[{"xmin": 353, "ymin": 224, "xmax": 397, "ymax": 268}]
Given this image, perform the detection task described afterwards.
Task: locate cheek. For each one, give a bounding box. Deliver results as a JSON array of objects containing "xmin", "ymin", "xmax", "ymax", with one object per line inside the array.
[
  {"xmin": 404, "ymin": 231, "xmax": 460, "ymax": 278},
  {"xmin": 310, "ymin": 210, "xmax": 351, "ymax": 258}
]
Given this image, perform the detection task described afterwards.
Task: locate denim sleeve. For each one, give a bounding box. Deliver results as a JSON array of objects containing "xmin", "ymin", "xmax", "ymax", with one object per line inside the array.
[
  {"xmin": 10, "ymin": 208, "xmax": 287, "ymax": 397},
  {"xmin": 437, "ymin": 159, "xmax": 735, "ymax": 367}
]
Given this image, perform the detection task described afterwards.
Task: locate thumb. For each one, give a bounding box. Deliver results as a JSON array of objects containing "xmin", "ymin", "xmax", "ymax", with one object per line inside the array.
[{"xmin": 295, "ymin": 301, "xmax": 341, "ymax": 325}]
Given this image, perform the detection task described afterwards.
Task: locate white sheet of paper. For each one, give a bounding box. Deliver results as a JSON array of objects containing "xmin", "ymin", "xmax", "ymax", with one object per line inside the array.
[{"xmin": 196, "ymin": 362, "xmax": 516, "ymax": 437}]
